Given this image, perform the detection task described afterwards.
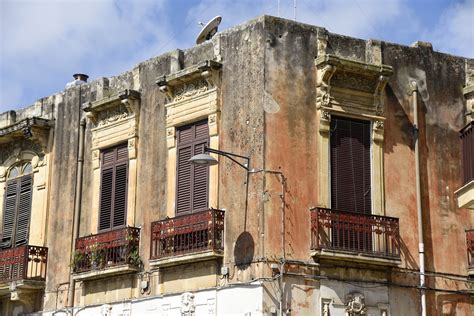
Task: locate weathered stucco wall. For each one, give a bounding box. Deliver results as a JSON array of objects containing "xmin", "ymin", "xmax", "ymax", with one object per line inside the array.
[{"xmin": 0, "ymin": 14, "xmax": 472, "ymax": 316}]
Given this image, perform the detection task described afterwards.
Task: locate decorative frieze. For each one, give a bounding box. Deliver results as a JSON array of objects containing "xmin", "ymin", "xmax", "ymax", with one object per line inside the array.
[{"xmin": 174, "ymin": 80, "xmax": 209, "ymax": 102}]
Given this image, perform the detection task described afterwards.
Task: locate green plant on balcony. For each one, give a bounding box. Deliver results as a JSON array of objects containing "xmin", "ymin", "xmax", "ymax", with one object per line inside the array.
[
  {"xmin": 71, "ymin": 252, "xmax": 85, "ymax": 272},
  {"xmin": 89, "ymin": 242, "xmax": 106, "ymax": 269},
  {"xmin": 128, "ymin": 246, "xmax": 142, "ymax": 268}
]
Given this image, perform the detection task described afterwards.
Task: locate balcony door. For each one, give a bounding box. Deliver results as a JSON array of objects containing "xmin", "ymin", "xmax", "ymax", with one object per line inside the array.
[{"xmin": 330, "ymin": 116, "xmax": 372, "ymax": 251}]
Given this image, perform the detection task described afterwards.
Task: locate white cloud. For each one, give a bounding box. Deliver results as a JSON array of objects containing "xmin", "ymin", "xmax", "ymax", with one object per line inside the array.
[
  {"xmin": 0, "ymin": 0, "xmax": 173, "ymax": 111},
  {"xmin": 429, "ymin": 0, "xmax": 474, "ymax": 57}
]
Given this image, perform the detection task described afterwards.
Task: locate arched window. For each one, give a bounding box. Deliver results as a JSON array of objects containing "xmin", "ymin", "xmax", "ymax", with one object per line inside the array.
[{"xmin": 1, "ymin": 161, "xmax": 33, "ymax": 248}]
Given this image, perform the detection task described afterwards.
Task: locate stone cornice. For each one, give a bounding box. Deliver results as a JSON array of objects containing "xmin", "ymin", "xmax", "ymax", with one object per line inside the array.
[
  {"xmin": 0, "ymin": 117, "xmax": 54, "ymax": 147},
  {"xmin": 156, "ymin": 60, "xmax": 222, "ymax": 101},
  {"xmin": 83, "ymin": 89, "xmax": 141, "ymax": 126},
  {"xmin": 315, "ymin": 54, "xmax": 393, "ymax": 116}
]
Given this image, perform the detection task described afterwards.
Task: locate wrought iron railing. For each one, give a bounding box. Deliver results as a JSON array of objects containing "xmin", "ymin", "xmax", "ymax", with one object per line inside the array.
[
  {"xmin": 150, "ymin": 209, "xmax": 225, "ymax": 260},
  {"xmin": 73, "ymin": 227, "xmax": 140, "ymax": 273},
  {"xmin": 0, "ymin": 245, "xmax": 48, "ymax": 283},
  {"xmin": 311, "ymin": 207, "xmax": 400, "ymax": 259},
  {"xmin": 461, "ymin": 121, "xmax": 474, "ymax": 185},
  {"xmin": 467, "ymin": 229, "xmax": 474, "ymax": 269}
]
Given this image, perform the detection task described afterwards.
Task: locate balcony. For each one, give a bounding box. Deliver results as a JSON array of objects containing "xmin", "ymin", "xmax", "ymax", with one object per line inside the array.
[
  {"xmin": 310, "ymin": 207, "xmax": 401, "ymax": 265},
  {"xmin": 150, "ymin": 209, "xmax": 224, "ymax": 267},
  {"xmin": 72, "ymin": 227, "xmax": 140, "ymax": 281},
  {"xmin": 467, "ymin": 229, "xmax": 474, "ymax": 276},
  {"xmin": 456, "ymin": 122, "xmax": 474, "ymax": 209},
  {"xmin": 0, "ymin": 245, "xmax": 47, "ymax": 295}
]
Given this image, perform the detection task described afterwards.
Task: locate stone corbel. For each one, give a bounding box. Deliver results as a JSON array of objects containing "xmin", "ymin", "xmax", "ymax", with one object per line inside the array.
[
  {"xmin": 85, "ymin": 109, "xmax": 98, "ymax": 125},
  {"xmin": 372, "ymin": 120, "xmax": 385, "ymax": 143},
  {"xmin": 166, "ymin": 127, "xmax": 176, "ymax": 149},
  {"xmin": 316, "ymin": 64, "xmax": 337, "ymax": 108},
  {"xmin": 319, "ymin": 110, "xmax": 331, "ymax": 134},
  {"xmin": 374, "ymin": 75, "xmax": 389, "ymax": 115},
  {"xmin": 208, "ymin": 113, "xmax": 219, "ymax": 136},
  {"xmin": 128, "ymin": 137, "xmax": 137, "ymax": 159}
]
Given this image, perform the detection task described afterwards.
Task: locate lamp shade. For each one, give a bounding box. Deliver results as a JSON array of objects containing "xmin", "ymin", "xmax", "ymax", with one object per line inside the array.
[{"xmin": 189, "ymin": 153, "xmax": 219, "ymax": 166}]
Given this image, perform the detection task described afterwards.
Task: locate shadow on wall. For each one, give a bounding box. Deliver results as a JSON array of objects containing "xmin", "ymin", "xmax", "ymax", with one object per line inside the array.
[
  {"xmin": 398, "ymin": 237, "xmax": 418, "ymax": 270},
  {"xmin": 436, "ymin": 293, "xmax": 472, "ymax": 316}
]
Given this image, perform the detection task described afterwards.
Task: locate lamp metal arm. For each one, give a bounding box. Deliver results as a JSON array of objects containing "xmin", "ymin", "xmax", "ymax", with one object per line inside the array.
[{"xmin": 204, "ymin": 146, "xmax": 250, "ymax": 171}]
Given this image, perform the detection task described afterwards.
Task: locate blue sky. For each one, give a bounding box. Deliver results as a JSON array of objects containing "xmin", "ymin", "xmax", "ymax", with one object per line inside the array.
[{"xmin": 1, "ymin": 0, "xmax": 473, "ymax": 112}]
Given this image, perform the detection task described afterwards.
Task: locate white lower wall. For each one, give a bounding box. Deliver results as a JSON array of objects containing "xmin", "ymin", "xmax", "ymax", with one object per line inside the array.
[{"xmin": 39, "ymin": 282, "xmax": 263, "ymax": 316}]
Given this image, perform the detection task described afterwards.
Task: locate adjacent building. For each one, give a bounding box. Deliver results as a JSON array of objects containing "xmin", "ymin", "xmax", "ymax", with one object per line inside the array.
[{"xmin": 0, "ymin": 16, "xmax": 473, "ymax": 316}]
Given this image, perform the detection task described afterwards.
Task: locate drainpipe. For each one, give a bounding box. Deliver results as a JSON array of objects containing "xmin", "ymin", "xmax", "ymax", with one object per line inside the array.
[
  {"xmin": 412, "ymin": 81, "xmax": 426, "ymax": 316},
  {"xmin": 248, "ymin": 169, "xmax": 286, "ymax": 315},
  {"xmin": 67, "ymin": 107, "xmax": 86, "ymax": 313}
]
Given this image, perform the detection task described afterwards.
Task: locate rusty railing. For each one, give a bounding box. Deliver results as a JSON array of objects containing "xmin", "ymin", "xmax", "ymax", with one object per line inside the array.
[
  {"xmin": 73, "ymin": 227, "xmax": 140, "ymax": 273},
  {"xmin": 461, "ymin": 122, "xmax": 474, "ymax": 185},
  {"xmin": 311, "ymin": 207, "xmax": 400, "ymax": 258},
  {"xmin": 151, "ymin": 209, "xmax": 225, "ymax": 260},
  {"xmin": 0, "ymin": 245, "xmax": 48, "ymax": 282},
  {"xmin": 467, "ymin": 229, "xmax": 474, "ymax": 269}
]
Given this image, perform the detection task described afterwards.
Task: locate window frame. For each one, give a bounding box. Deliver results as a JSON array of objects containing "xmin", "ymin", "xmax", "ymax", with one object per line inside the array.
[
  {"xmin": 1, "ymin": 161, "xmax": 34, "ymax": 249},
  {"xmin": 98, "ymin": 143, "xmax": 129, "ymax": 232}
]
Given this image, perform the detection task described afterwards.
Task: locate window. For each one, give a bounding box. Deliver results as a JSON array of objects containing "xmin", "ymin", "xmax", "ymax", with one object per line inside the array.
[
  {"xmin": 176, "ymin": 120, "xmax": 209, "ymax": 214},
  {"xmin": 98, "ymin": 144, "xmax": 129, "ymax": 231},
  {"xmin": 1, "ymin": 162, "xmax": 33, "ymax": 248},
  {"xmin": 330, "ymin": 116, "xmax": 371, "ymax": 214}
]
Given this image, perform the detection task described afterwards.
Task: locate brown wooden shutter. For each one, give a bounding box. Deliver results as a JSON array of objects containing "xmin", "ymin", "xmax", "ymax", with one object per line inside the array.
[
  {"xmin": 1, "ymin": 181, "xmax": 18, "ymax": 248},
  {"xmin": 99, "ymin": 144, "xmax": 128, "ymax": 231},
  {"xmin": 1, "ymin": 175, "xmax": 32, "ymax": 248},
  {"xmin": 14, "ymin": 175, "xmax": 33, "ymax": 246},
  {"xmin": 176, "ymin": 120, "xmax": 209, "ymax": 214},
  {"xmin": 330, "ymin": 116, "xmax": 371, "ymax": 214}
]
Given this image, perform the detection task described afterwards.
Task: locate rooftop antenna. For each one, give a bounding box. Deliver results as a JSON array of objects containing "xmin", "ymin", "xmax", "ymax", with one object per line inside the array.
[
  {"xmin": 294, "ymin": 0, "xmax": 297, "ymax": 20},
  {"xmin": 196, "ymin": 16, "xmax": 222, "ymax": 45}
]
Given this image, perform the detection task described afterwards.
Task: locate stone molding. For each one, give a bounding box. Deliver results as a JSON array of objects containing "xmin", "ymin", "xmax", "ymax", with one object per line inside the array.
[
  {"xmin": 83, "ymin": 89, "xmax": 141, "ymax": 232},
  {"xmin": 316, "ymin": 55, "xmax": 392, "ymax": 215},
  {"xmin": 315, "ymin": 54, "xmax": 392, "ymax": 116},
  {"xmin": 156, "ymin": 60, "xmax": 222, "ymax": 216}
]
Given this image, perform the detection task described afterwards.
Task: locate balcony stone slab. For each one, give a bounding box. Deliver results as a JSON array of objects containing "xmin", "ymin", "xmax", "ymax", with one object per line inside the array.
[
  {"xmin": 150, "ymin": 250, "xmax": 223, "ymax": 269},
  {"xmin": 455, "ymin": 180, "xmax": 474, "ymax": 209},
  {"xmin": 72, "ymin": 264, "xmax": 139, "ymax": 282},
  {"xmin": 311, "ymin": 249, "xmax": 401, "ymax": 267}
]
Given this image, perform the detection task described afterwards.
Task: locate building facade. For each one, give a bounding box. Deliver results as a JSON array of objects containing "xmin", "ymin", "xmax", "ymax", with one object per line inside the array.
[{"xmin": 0, "ymin": 16, "xmax": 473, "ymax": 315}]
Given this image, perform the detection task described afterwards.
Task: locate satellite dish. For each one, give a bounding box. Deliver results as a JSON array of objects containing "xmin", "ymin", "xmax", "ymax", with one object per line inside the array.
[{"xmin": 196, "ymin": 16, "xmax": 222, "ymax": 45}]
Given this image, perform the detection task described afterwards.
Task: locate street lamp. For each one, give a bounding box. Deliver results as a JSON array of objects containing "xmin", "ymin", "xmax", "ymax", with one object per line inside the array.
[{"xmin": 189, "ymin": 146, "xmax": 250, "ymax": 171}]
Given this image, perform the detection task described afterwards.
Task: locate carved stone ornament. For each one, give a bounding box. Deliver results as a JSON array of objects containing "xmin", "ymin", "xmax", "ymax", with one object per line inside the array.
[
  {"xmin": 174, "ymin": 80, "xmax": 209, "ymax": 102},
  {"xmin": 315, "ymin": 54, "xmax": 393, "ymax": 115},
  {"xmin": 180, "ymin": 292, "xmax": 195, "ymax": 316},
  {"xmin": 156, "ymin": 59, "xmax": 222, "ymax": 103},
  {"xmin": 321, "ymin": 110, "xmax": 331, "ymax": 121},
  {"xmin": 346, "ymin": 292, "xmax": 367, "ymax": 315},
  {"xmin": 97, "ymin": 107, "xmax": 129, "ymax": 126},
  {"xmin": 83, "ymin": 89, "xmax": 140, "ymax": 126},
  {"xmin": 0, "ymin": 117, "xmax": 52, "ymax": 154}
]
